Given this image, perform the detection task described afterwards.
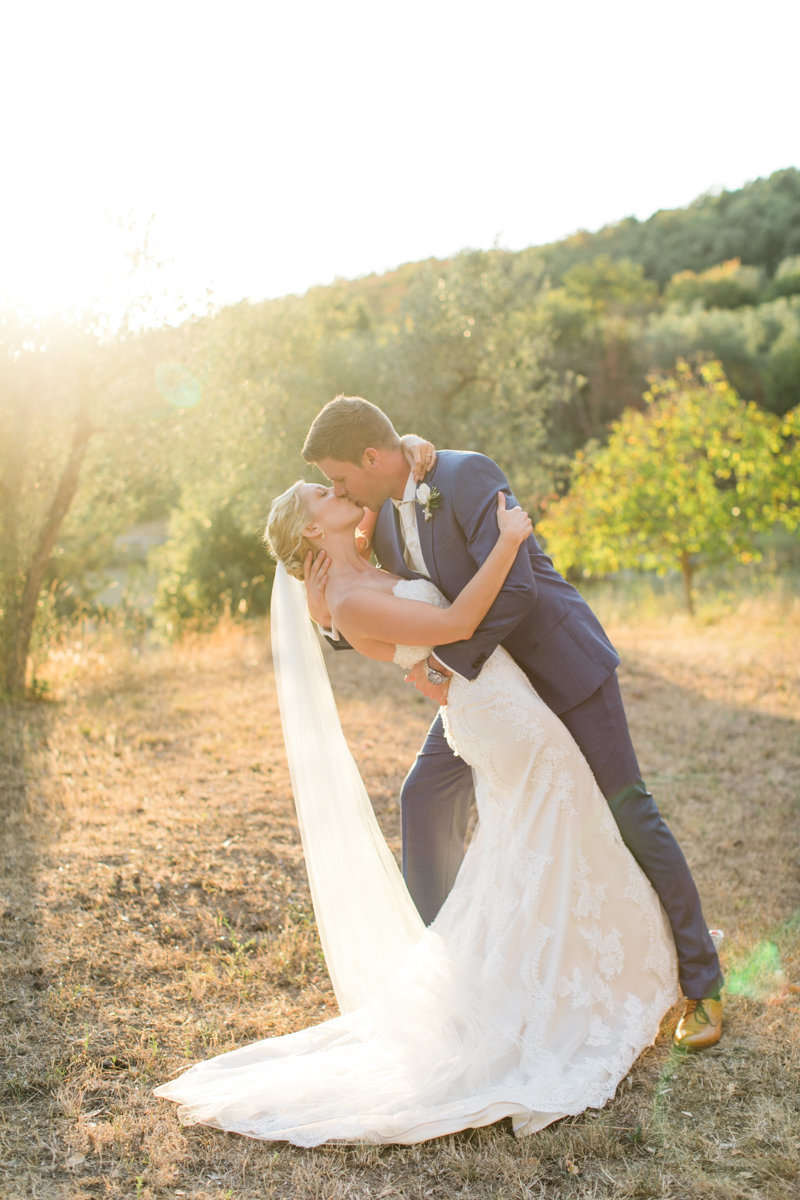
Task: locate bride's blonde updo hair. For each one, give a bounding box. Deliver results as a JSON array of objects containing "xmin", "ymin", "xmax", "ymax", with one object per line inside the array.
[{"xmin": 264, "ymin": 481, "xmax": 314, "ymax": 580}]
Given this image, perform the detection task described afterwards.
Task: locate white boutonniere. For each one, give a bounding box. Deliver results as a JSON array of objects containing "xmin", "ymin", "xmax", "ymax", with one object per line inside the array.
[{"xmin": 415, "ymin": 482, "xmax": 442, "ymax": 521}]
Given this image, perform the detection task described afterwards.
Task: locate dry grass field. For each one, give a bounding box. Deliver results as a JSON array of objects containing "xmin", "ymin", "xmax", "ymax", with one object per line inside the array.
[{"xmin": 1, "ymin": 595, "xmax": 799, "ymax": 1200}]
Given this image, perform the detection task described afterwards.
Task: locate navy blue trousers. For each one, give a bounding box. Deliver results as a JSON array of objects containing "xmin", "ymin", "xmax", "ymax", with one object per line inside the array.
[{"xmin": 400, "ymin": 671, "xmax": 722, "ymax": 999}]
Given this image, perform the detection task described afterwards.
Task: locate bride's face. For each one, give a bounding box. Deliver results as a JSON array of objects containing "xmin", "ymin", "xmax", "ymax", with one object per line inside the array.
[{"xmin": 300, "ymin": 483, "xmax": 364, "ymax": 537}]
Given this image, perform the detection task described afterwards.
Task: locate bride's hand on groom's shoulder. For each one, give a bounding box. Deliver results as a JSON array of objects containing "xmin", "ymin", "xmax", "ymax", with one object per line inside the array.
[
  {"xmin": 400, "ymin": 434, "xmax": 437, "ymax": 482},
  {"xmin": 496, "ymin": 493, "xmax": 533, "ymax": 545},
  {"xmin": 304, "ymin": 550, "xmax": 332, "ymax": 627}
]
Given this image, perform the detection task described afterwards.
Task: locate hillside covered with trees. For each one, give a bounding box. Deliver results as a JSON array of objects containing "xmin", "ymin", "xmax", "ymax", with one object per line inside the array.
[{"xmin": 3, "ymin": 168, "xmax": 799, "ymax": 694}]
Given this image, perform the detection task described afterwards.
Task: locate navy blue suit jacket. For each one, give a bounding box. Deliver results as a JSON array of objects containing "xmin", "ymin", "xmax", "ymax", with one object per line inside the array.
[{"xmin": 372, "ymin": 450, "xmax": 619, "ymax": 716}]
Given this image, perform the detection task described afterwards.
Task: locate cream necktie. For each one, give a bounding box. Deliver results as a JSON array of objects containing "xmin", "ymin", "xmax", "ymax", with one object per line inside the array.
[{"xmin": 396, "ymin": 500, "xmax": 428, "ymax": 575}]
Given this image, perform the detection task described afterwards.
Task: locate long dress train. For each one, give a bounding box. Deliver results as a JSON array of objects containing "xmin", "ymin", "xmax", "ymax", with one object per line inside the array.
[{"xmin": 154, "ymin": 578, "xmax": 678, "ymax": 1144}]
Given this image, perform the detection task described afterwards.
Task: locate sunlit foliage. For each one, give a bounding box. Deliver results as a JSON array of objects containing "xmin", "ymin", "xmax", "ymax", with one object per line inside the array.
[
  {"xmin": 4, "ymin": 169, "xmax": 800, "ymax": 691},
  {"xmin": 538, "ymin": 361, "xmax": 799, "ymax": 613}
]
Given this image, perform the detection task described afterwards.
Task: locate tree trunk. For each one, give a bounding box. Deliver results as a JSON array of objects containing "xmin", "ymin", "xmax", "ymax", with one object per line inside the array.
[
  {"xmin": 679, "ymin": 552, "xmax": 696, "ymax": 616},
  {"xmin": 3, "ymin": 409, "xmax": 94, "ymax": 697}
]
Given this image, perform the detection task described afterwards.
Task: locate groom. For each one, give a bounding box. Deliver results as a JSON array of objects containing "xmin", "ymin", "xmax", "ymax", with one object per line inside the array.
[{"xmin": 301, "ymin": 394, "xmax": 723, "ymax": 1050}]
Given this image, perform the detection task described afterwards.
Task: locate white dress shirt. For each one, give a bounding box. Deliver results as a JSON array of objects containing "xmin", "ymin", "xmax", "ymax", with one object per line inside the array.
[
  {"xmin": 393, "ymin": 474, "xmax": 451, "ymax": 674},
  {"xmin": 392, "ymin": 472, "xmax": 429, "ymax": 576}
]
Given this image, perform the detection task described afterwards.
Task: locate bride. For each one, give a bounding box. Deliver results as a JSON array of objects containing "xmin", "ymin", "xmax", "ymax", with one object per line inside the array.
[{"xmin": 154, "ymin": 480, "xmax": 678, "ymax": 1145}]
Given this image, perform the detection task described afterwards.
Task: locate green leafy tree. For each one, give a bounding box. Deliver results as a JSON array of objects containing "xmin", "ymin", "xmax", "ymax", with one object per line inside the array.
[
  {"xmin": 538, "ymin": 168, "xmax": 800, "ymax": 287},
  {"xmin": 384, "ymin": 249, "xmax": 563, "ymax": 508},
  {"xmin": 539, "ymin": 257, "xmax": 657, "ymax": 451},
  {"xmin": 560, "ymin": 256, "xmax": 659, "ymax": 317},
  {"xmin": 152, "ymin": 506, "xmax": 272, "ymax": 634},
  {"xmin": 664, "ymin": 259, "xmax": 764, "ymax": 310},
  {"xmin": 149, "ymin": 284, "xmax": 392, "ymax": 631},
  {"xmin": 0, "ymin": 314, "xmax": 167, "ymax": 696},
  {"xmin": 764, "ymin": 338, "xmax": 800, "ymax": 416},
  {"xmin": 644, "ymin": 296, "xmax": 800, "ymax": 412},
  {"xmin": 538, "ymin": 361, "xmax": 799, "ymax": 614},
  {"xmin": 764, "ymin": 254, "xmax": 800, "ymax": 300}
]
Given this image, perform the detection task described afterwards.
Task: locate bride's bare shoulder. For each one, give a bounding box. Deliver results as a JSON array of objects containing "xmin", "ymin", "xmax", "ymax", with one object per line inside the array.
[
  {"xmin": 327, "ymin": 570, "xmax": 393, "ymax": 625},
  {"xmin": 332, "ymin": 577, "xmax": 401, "ymax": 663}
]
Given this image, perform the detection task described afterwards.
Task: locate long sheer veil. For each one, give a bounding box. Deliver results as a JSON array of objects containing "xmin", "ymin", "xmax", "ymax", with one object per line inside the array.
[{"xmin": 270, "ymin": 563, "xmax": 425, "ymax": 1013}]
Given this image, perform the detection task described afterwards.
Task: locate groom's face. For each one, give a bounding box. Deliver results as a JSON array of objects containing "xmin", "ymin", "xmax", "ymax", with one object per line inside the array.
[{"xmin": 315, "ymin": 451, "xmax": 392, "ymax": 512}]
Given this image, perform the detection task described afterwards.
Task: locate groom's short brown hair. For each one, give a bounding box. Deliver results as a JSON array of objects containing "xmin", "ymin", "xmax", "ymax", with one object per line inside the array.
[{"xmin": 302, "ymin": 395, "xmax": 399, "ymax": 464}]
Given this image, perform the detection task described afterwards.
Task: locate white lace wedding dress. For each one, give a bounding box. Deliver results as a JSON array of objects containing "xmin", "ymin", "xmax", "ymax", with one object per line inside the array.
[{"xmin": 155, "ymin": 578, "xmax": 678, "ymax": 1144}]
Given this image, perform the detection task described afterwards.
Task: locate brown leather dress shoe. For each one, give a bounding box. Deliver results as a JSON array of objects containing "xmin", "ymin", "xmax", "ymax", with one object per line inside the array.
[{"xmin": 674, "ymin": 996, "xmax": 723, "ymax": 1050}]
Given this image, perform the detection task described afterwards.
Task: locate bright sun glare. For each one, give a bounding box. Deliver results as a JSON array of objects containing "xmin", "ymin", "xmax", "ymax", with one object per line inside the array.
[{"xmin": 3, "ymin": 0, "xmax": 799, "ymax": 327}]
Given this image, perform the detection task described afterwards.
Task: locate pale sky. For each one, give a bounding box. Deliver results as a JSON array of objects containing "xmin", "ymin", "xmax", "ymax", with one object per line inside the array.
[{"xmin": 3, "ymin": 0, "xmax": 798, "ymax": 324}]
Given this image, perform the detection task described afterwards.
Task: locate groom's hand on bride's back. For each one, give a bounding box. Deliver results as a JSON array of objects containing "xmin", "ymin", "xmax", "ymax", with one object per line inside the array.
[{"xmin": 304, "ymin": 550, "xmax": 332, "ymax": 628}]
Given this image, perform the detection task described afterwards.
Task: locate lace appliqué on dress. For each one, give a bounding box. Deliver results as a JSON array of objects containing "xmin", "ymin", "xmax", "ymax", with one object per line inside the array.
[{"xmin": 154, "ymin": 574, "xmax": 679, "ymax": 1147}]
